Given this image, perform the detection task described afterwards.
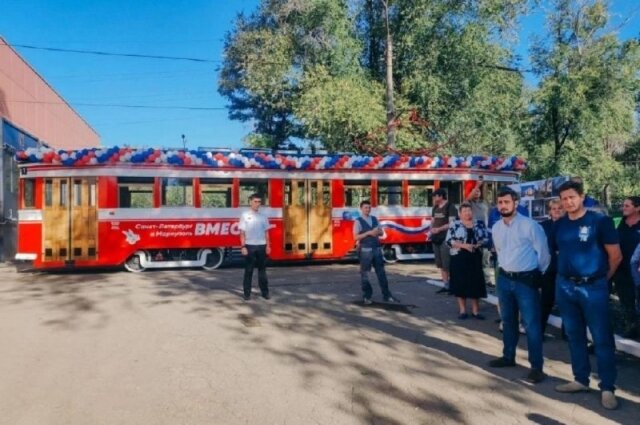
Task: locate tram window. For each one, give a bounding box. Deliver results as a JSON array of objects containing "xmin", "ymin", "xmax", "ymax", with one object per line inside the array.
[
  {"xmin": 89, "ymin": 182, "xmax": 96, "ymax": 207},
  {"xmin": 438, "ymin": 181, "xmax": 462, "ymax": 204},
  {"xmin": 60, "ymin": 180, "xmax": 68, "ymax": 207},
  {"xmin": 44, "ymin": 180, "xmax": 52, "ymax": 207},
  {"xmin": 344, "ymin": 180, "xmax": 371, "ymax": 207},
  {"xmin": 118, "ymin": 177, "xmax": 154, "ymax": 208},
  {"xmin": 408, "ymin": 180, "xmax": 434, "ymax": 207},
  {"xmin": 74, "ymin": 180, "xmax": 82, "ymax": 206},
  {"xmin": 201, "ymin": 178, "xmax": 232, "ymax": 208},
  {"xmin": 239, "ymin": 180, "xmax": 269, "ymax": 206},
  {"xmin": 378, "ymin": 182, "xmax": 403, "ymax": 206},
  {"xmin": 23, "ymin": 179, "xmax": 35, "ymax": 208},
  {"xmin": 161, "ymin": 178, "xmax": 193, "ymax": 207}
]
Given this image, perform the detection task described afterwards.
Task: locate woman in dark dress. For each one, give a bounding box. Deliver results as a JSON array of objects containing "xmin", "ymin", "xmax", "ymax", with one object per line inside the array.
[{"xmin": 446, "ymin": 202, "xmax": 489, "ymax": 319}]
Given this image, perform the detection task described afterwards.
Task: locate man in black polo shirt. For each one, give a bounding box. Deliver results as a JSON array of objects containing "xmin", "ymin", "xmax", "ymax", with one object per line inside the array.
[
  {"xmin": 554, "ymin": 181, "xmax": 622, "ymax": 410},
  {"xmin": 614, "ymin": 196, "xmax": 640, "ymax": 338}
]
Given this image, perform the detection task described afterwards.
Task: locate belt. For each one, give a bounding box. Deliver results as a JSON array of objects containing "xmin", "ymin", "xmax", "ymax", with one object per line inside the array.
[
  {"xmin": 499, "ymin": 268, "xmax": 538, "ymax": 280},
  {"xmin": 563, "ymin": 275, "xmax": 603, "ymax": 285}
]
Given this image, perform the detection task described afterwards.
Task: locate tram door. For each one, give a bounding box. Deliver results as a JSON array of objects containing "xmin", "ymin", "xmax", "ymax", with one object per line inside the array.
[
  {"xmin": 42, "ymin": 178, "xmax": 98, "ymax": 263},
  {"xmin": 283, "ymin": 180, "xmax": 332, "ymax": 256}
]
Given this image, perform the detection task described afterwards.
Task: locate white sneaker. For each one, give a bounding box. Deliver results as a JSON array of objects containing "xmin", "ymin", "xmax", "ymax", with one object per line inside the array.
[
  {"xmin": 601, "ymin": 391, "xmax": 618, "ymax": 410},
  {"xmin": 363, "ymin": 298, "xmax": 372, "ymax": 305},
  {"xmin": 555, "ymin": 381, "xmax": 589, "ymax": 393}
]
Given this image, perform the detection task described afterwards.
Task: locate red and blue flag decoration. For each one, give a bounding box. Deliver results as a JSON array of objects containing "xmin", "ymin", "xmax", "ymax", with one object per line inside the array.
[{"xmin": 15, "ymin": 147, "xmax": 527, "ymax": 171}]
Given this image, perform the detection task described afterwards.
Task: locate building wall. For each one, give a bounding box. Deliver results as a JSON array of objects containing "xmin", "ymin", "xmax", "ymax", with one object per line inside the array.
[{"xmin": 0, "ymin": 38, "xmax": 99, "ymax": 149}]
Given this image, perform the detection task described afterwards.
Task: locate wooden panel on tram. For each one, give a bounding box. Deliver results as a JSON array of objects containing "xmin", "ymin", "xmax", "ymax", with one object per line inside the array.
[
  {"xmin": 70, "ymin": 178, "xmax": 98, "ymax": 260},
  {"xmin": 42, "ymin": 178, "xmax": 70, "ymax": 262},
  {"xmin": 283, "ymin": 180, "xmax": 308, "ymax": 253},
  {"xmin": 308, "ymin": 180, "xmax": 332, "ymax": 254}
]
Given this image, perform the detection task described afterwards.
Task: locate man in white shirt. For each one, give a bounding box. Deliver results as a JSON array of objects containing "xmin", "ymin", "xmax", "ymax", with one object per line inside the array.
[
  {"xmin": 238, "ymin": 193, "xmax": 271, "ymax": 300},
  {"xmin": 490, "ymin": 187, "xmax": 550, "ymax": 384}
]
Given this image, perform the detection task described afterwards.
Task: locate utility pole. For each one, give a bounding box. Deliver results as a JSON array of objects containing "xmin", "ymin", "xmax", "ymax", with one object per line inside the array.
[
  {"xmin": 181, "ymin": 134, "xmax": 187, "ymax": 150},
  {"xmin": 381, "ymin": 0, "xmax": 396, "ymax": 150}
]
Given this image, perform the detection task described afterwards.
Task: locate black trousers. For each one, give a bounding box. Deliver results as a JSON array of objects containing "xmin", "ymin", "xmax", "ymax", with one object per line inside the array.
[
  {"xmin": 243, "ymin": 245, "xmax": 269, "ymax": 297},
  {"xmin": 540, "ymin": 270, "xmax": 556, "ymax": 333},
  {"xmin": 614, "ymin": 270, "xmax": 638, "ymax": 331}
]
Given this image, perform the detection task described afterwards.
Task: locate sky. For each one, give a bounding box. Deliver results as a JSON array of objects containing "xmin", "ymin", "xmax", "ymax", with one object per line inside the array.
[{"xmin": 0, "ymin": 0, "xmax": 638, "ymax": 150}]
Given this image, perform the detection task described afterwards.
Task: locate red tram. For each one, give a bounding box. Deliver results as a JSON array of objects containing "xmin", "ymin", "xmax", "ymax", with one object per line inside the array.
[{"xmin": 14, "ymin": 147, "xmax": 525, "ymax": 271}]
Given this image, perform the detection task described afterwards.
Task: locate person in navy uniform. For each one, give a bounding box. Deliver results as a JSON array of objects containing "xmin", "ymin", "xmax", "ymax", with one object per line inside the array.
[
  {"xmin": 353, "ymin": 200, "xmax": 398, "ymax": 305},
  {"xmin": 489, "ymin": 187, "xmax": 550, "ymax": 384},
  {"xmin": 613, "ymin": 196, "xmax": 640, "ymax": 338},
  {"xmin": 539, "ymin": 199, "xmax": 565, "ymax": 335},
  {"xmin": 553, "ymin": 180, "xmax": 622, "ymax": 410},
  {"xmin": 238, "ymin": 193, "xmax": 271, "ymax": 300}
]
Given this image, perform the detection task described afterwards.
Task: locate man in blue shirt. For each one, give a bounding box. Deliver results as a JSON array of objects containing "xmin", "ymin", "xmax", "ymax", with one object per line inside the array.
[
  {"xmin": 490, "ymin": 187, "xmax": 550, "ymax": 384},
  {"xmin": 553, "ymin": 181, "xmax": 622, "ymax": 410}
]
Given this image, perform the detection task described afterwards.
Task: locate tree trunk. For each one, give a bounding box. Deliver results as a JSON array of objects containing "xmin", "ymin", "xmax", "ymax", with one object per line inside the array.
[{"xmin": 382, "ymin": 1, "xmax": 396, "ymax": 150}]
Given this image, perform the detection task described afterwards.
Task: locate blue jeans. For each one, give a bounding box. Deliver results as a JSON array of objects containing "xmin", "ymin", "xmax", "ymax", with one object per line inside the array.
[
  {"xmin": 556, "ymin": 276, "xmax": 617, "ymax": 391},
  {"xmin": 497, "ymin": 274, "xmax": 544, "ymax": 370},
  {"xmin": 359, "ymin": 247, "xmax": 391, "ymax": 299}
]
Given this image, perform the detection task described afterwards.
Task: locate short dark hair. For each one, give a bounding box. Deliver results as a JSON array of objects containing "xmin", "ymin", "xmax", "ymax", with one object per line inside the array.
[
  {"xmin": 625, "ymin": 196, "xmax": 640, "ymax": 208},
  {"xmin": 558, "ymin": 181, "xmax": 584, "ymax": 196},
  {"xmin": 248, "ymin": 193, "xmax": 262, "ymax": 201},
  {"xmin": 496, "ymin": 187, "xmax": 518, "ymax": 202},
  {"xmin": 360, "ymin": 200, "xmax": 371, "ymax": 207},
  {"xmin": 433, "ymin": 188, "xmax": 447, "ymax": 199},
  {"xmin": 459, "ymin": 202, "xmax": 472, "ymax": 212}
]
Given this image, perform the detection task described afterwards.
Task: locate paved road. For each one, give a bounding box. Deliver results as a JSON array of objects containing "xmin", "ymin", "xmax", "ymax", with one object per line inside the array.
[{"xmin": 0, "ymin": 262, "xmax": 638, "ymax": 425}]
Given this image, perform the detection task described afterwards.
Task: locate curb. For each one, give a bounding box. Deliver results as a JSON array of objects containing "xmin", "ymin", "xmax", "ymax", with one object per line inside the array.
[{"xmin": 425, "ymin": 278, "xmax": 640, "ymax": 358}]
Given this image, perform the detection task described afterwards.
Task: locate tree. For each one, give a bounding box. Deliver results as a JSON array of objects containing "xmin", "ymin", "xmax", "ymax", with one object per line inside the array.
[
  {"xmin": 218, "ymin": 0, "xmax": 364, "ymax": 149},
  {"xmin": 527, "ymin": 0, "xmax": 639, "ymax": 198}
]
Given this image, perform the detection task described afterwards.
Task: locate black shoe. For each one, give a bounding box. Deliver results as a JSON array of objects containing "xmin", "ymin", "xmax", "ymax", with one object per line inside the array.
[
  {"xmin": 488, "ymin": 357, "xmax": 516, "ymax": 368},
  {"xmin": 458, "ymin": 313, "xmax": 469, "ymax": 320},
  {"xmin": 472, "ymin": 313, "xmax": 486, "ymax": 320},
  {"xmin": 243, "ymin": 294, "xmax": 250, "ymax": 301},
  {"xmin": 526, "ymin": 368, "xmax": 545, "ymax": 384},
  {"xmin": 436, "ymin": 287, "xmax": 449, "ymax": 294},
  {"xmin": 261, "ymin": 293, "xmax": 270, "ymax": 300}
]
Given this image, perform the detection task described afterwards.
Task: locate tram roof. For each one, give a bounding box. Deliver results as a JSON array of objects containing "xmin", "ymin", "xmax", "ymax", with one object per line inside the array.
[{"xmin": 15, "ymin": 146, "xmax": 526, "ymax": 172}]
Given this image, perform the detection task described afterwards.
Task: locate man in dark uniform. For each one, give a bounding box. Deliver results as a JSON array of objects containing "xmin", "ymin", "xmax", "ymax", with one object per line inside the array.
[
  {"xmin": 353, "ymin": 200, "xmax": 398, "ymax": 304},
  {"xmin": 614, "ymin": 196, "xmax": 640, "ymax": 338},
  {"xmin": 554, "ymin": 181, "xmax": 622, "ymax": 410}
]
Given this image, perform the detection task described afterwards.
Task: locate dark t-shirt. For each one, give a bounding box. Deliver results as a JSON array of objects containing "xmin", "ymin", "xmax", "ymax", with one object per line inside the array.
[
  {"xmin": 555, "ymin": 211, "xmax": 619, "ymax": 278},
  {"xmin": 540, "ymin": 219, "xmax": 557, "ymax": 273},
  {"xmin": 431, "ymin": 201, "xmax": 458, "ymax": 244},
  {"xmin": 617, "ymin": 220, "xmax": 640, "ymax": 273}
]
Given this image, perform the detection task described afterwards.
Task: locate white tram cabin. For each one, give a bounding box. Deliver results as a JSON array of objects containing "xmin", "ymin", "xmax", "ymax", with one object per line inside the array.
[{"xmin": 14, "ymin": 147, "xmax": 525, "ymax": 271}]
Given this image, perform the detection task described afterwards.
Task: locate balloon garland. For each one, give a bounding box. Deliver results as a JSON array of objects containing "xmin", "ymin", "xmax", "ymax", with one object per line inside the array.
[{"xmin": 15, "ymin": 147, "xmax": 527, "ymax": 171}]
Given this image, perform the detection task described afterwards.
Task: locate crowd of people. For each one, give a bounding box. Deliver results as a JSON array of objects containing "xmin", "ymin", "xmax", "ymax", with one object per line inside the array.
[{"xmin": 238, "ymin": 182, "xmax": 640, "ymax": 411}]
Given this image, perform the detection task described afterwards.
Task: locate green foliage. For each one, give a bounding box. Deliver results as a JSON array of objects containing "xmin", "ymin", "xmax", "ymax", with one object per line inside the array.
[
  {"xmin": 218, "ymin": 0, "xmax": 639, "ymax": 200},
  {"xmin": 527, "ymin": 0, "xmax": 640, "ymax": 202},
  {"xmin": 294, "ymin": 66, "xmax": 386, "ymax": 151}
]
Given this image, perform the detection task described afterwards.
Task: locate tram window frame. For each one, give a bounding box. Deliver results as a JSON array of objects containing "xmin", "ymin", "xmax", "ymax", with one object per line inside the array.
[
  {"xmin": 437, "ymin": 181, "xmax": 463, "ymax": 205},
  {"xmin": 408, "ymin": 180, "xmax": 435, "ymax": 207},
  {"xmin": 344, "ymin": 180, "xmax": 371, "ymax": 207},
  {"xmin": 377, "ymin": 181, "xmax": 403, "ymax": 206},
  {"xmin": 23, "ymin": 179, "xmax": 36, "ymax": 208},
  {"xmin": 200, "ymin": 178, "xmax": 232, "ymax": 208},
  {"xmin": 239, "ymin": 180, "xmax": 269, "ymax": 206},
  {"xmin": 161, "ymin": 177, "xmax": 194, "ymax": 207},
  {"xmin": 118, "ymin": 177, "xmax": 154, "ymax": 208}
]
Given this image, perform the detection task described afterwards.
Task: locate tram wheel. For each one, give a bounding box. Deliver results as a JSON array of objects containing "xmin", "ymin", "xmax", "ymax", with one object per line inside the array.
[
  {"xmin": 202, "ymin": 247, "xmax": 224, "ymax": 271},
  {"xmin": 382, "ymin": 245, "xmax": 399, "ymax": 264},
  {"xmin": 124, "ymin": 253, "xmax": 146, "ymax": 272}
]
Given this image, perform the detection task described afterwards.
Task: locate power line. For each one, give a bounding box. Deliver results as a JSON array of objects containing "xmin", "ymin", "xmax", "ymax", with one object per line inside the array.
[
  {"xmin": 6, "ymin": 99, "xmax": 226, "ymax": 111},
  {"xmin": 5, "ymin": 42, "xmax": 220, "ymax": 63}
]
